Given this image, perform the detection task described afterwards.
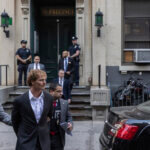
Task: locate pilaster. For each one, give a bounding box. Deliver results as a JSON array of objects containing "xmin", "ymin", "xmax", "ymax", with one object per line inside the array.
[
  {"xmin": 20, "ymin": 0, "xmax": 30, "ymax": 46},
  {"xmin": 76, "ymin": 0, "xmax": 85, "ymax": 85}
]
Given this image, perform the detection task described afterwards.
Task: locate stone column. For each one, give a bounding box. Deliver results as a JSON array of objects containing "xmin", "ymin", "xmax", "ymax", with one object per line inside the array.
[
  {"xmin": 84, "ymin": 0, "xmax": 92, "ymax": 86},
  {"xmin": 21, "ymin": 0, "xmax": 30, "ymax": 47},
  {"xmin": 76, "ymin": 0, "xmax": 85, "ymax": 85},
  {"xmin": 92, "ymin": 0, "xmax": 107, "ymax": 86}
]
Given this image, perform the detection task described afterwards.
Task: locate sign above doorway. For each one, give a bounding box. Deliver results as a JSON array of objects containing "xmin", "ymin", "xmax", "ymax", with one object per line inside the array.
[{"xmin": 41, "ymin": 7, "xmax": 75, "ymax": 16}]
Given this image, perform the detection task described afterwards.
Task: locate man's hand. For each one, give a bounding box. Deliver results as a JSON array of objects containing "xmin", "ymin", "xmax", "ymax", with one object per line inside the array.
[
  {"xmin": 70, "ymin": 50, "xmax": 80, "ymax": 58},
  {"xmin": 66, "ymin": 71, "xmax": 70, "ymax": 75},
  {"xmin": 47, "ymin": 117, "xmax": 51, "ymax": 122},
  {"xmin": 68, "ymin": 99, "xmax": 71, "ymax": 104},
  {"xmin": 67, "ymin": 122, "xmax": 73, "ymax": 131},
  {"xmin": 22, "ymin": 59, "xmax": 27, "ymax": 64},
  {"xmin": 16, "ymin": 55, "xmax": 26, "ymax": 64}
]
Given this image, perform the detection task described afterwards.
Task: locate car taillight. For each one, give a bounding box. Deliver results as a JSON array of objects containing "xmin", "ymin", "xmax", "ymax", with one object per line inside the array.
[
  {"xmin": 108, "ymin": 121, "xmax": 124, "ymax": 136},
  {"xmin": 115, "ymin": 124, "xmax": 139, "ymax": 140}
]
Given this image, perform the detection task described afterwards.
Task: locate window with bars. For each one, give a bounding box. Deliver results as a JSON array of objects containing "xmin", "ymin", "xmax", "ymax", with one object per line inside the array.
[{"xmin": 123, "ymin": 0, "xmax": 150, "ymax": 63}]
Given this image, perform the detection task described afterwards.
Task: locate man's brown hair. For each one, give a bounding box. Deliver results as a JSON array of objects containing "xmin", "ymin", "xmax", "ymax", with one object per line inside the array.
[{"xmin": 27, "ymin": 70, "xmax": 47, "ymax": 86}]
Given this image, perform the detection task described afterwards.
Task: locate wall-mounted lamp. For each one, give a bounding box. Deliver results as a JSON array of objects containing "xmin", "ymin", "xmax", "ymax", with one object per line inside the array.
[
  {"xmin": 1, "ymin": 10, "xmax": 12, "ymax": 38},
  {"xmin": 95, "ymin": 9, "xmax": 103, "ymax": 37}
]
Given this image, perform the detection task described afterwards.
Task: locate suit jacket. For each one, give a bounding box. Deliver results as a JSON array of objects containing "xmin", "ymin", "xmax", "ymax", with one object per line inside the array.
[
  {"xmin": 11, "ymin": 91, "xmax": 53, "ymax": 150},
  {"xmin": 0, "ymin": 104, "xmax": 12, "ymax": 125},
  {"xmin": 27, "ymin": 63, "xmax": 46, "ymax": 74},
  {"xmin": 53, "ymin": 78, "xmax": 71, "ymax": 100},
  {"xmin": 59, "ymin": 57, "xmax": 75, "ymax": 79},
  {"xmin": 51, "ymin": 99, "xmax": 73, "ymax": 147}
]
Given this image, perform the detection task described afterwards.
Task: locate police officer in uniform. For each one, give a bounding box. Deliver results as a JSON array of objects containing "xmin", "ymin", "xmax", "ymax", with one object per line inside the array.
[
  {"xmin": 16, "ymin": 40, "xmax": 32, "ymax": 86},
  {"xmin": 68, "ymin": 36, "xmax": 80, "ymax": 86}
]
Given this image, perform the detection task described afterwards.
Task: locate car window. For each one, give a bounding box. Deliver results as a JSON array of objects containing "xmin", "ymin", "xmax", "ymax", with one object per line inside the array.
[{"xmin": 137, "ymin": 100, "xmax": 150, "ymax": 114}]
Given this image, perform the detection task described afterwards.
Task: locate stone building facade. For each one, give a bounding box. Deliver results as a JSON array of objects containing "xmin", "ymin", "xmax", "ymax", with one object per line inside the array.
[{"xmin": 0, "ymin": 0, "xmax": 150, "ymax": 89}]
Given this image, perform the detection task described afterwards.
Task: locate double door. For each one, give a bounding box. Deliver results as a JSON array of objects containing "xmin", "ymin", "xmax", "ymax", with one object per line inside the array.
[{"xmin": 39, "ymin": 18, "xmax": 75, "ymax": 82}]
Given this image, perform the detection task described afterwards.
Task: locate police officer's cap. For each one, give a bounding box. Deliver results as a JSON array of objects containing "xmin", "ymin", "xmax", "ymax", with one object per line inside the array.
[
  {"xmin": 20, "ymin": 40, "xmax": 27, "ymax": 44},
  {"xmin": 72, "ymin": 36, "xmax": 78, "ymax": 40}
]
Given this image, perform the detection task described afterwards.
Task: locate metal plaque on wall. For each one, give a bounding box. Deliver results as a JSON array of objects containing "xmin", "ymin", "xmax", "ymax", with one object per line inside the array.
[{"xmin": 41, "ymin": 7, "xmax": 75, "ymax": 16}]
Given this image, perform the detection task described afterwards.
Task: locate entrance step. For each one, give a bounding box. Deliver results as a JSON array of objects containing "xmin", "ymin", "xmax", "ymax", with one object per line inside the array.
[
  {"xmin": 71, "ymin": 98, "xmax": 90, "ymax": 104},
  {"xmin": 69, "ymin": 104, "xmax": 91, "ymax": 109},
  {"xmin": 4, "ymin": 86, "xmax": 92, "ymax": 121},
  {"xmin": 15, "ymin": 85, "xmax": 89, "ymax": 92},
  {"xmin": 70, "ymin": 88, "xmax": 91, "ymax": 120},
  {"xmin": 71, "ymin": 113, "xmax": 92, "ymax": 121}
]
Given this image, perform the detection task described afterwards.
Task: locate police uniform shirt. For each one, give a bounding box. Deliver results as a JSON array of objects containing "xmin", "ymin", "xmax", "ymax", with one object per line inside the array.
[
  {"xmin": 16, "ymin": 48, "xmax": 31, "ymax": 64},
  {"xmin": 68, "ymin": 44, "xmax": 81, "ymax": 57}
]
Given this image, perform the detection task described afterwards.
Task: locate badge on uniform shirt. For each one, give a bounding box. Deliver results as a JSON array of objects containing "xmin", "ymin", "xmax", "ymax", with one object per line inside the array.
[
  {"xmin": 55, "ymin": 110, "xmax": 61, "ymax": 125},
  {"xmin": 26, "ymin": 49, "xmax": 29, "ymax": 52},
  {"xmin": 74, "ymin": 45, "xmax": 77, "ymax": 48}
]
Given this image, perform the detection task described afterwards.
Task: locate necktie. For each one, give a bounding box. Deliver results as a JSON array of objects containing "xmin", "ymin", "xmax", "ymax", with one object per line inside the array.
[
  {"xmin": 64, "ymin": 58, "xmax": 68, "ymax": 72},
  {"xmin": 60, "ymin": 79, "xmax": 63, "ymax": 86}
]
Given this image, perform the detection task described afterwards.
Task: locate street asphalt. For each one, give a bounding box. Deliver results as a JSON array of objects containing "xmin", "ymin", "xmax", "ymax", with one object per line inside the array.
[{"xmin": 0, "ymin": 121, "xmax": 104, "ymax": 150}]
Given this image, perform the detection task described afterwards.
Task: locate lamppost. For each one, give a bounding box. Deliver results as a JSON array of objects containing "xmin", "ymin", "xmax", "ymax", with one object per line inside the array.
[
  {"xmin": 95, "ymin": 9, "xmax": 103, "ymax": 37},
  {"xmin": 1, "ymin": 10, "xmax": 12, "ymax": 38}
]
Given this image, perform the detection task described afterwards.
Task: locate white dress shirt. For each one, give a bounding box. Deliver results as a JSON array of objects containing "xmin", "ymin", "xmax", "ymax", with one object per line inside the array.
[
  {"xmin": 59, "ymin": 77, "xmax": 64, "ymax": 90},
  {"xmin": 34, "ymin": 63, "xmax": 40, "ymax": 70},
  {"xmin": 29, "ymin": 90, "xmax": 44, "ymax": 123}
]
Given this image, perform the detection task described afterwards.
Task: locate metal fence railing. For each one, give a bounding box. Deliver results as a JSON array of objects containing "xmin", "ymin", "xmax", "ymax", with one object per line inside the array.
[
  {"xmin": 0, "ymin": 65, "xmax": 8, "ymax": 86},
  {"xmin": 111, "ymin": 78, "xmax": 150, "ymax": 107}
]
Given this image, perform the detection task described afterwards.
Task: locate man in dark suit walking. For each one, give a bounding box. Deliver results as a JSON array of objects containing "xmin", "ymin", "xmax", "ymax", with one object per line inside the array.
[
  {"xmin": 27, "ymin": 55, "xmax": 46, "ymax": 74},
  {"xmin": 11, "ymin": 70, "xmax": 53, "ymax": 150},
  {"xmin": 49, "ymin": 83, "xmax": 73, "ymax": 150},
  {"xmin": 53, "ymin": 70, "xmax": 71, "ymax": 103},
  {"xmin": 59, "ymin": 50, "xmax": 75, "ymax": 88}
]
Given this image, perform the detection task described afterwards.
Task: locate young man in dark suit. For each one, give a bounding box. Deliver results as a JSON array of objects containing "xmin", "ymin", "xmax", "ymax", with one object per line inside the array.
[
  {"xmin": 49, "ymin": 83, "xmax": 73, "ymax": 150},
  {"xmin": 59, "ymin": 50, "xmax": 75, "ymax": 90},
  {"xmin": 53, "ymin": 70, "xmax": 71, "ymax": 103},
  {"xmin": 11, "ymin": 70, "xmax": 53, "ymax": 150}
]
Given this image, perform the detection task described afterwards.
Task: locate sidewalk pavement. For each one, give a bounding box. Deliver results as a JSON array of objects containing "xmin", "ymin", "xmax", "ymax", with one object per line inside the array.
[{"xmin": 0, "ymin": 121, "xmax": 104, "ymax": 150}]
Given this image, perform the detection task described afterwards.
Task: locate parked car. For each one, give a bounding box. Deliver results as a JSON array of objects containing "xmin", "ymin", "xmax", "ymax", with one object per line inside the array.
[{"xmin": 99, "ymin": 101, "xmax": 150, "ymax": 150}]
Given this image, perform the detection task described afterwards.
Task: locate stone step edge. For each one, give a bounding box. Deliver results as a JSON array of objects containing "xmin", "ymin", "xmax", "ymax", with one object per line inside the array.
[
  {"xmin": 2, "ymin": 99, "xmax": 91, "ymax": 104},
  {"xmin": 9, "ymin": 92, "xmax": 90, "ymax": 96},
  {"xmin": 15, "ymin": 85, "xmax": 88, "ymax": 89},
  {"xmin": 69, "ymin": 105, "xmax": 92, "ymax": 109},
  {"xmin": 71, "ymin": 100, "xmax": 90, "ymax": 104},
  {"xmin": 71, "ymin": 113, "xmax": 92, "ymax": 117}
]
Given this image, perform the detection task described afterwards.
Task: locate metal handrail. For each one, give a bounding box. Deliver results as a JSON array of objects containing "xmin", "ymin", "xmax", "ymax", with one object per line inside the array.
[
  {"xmin": 98, "ymin": 65, "xmax": 101, "ymax": 88},
  {"xmin": 0, "ymin": 65, "xmax": 8, "ymax": 86}
]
